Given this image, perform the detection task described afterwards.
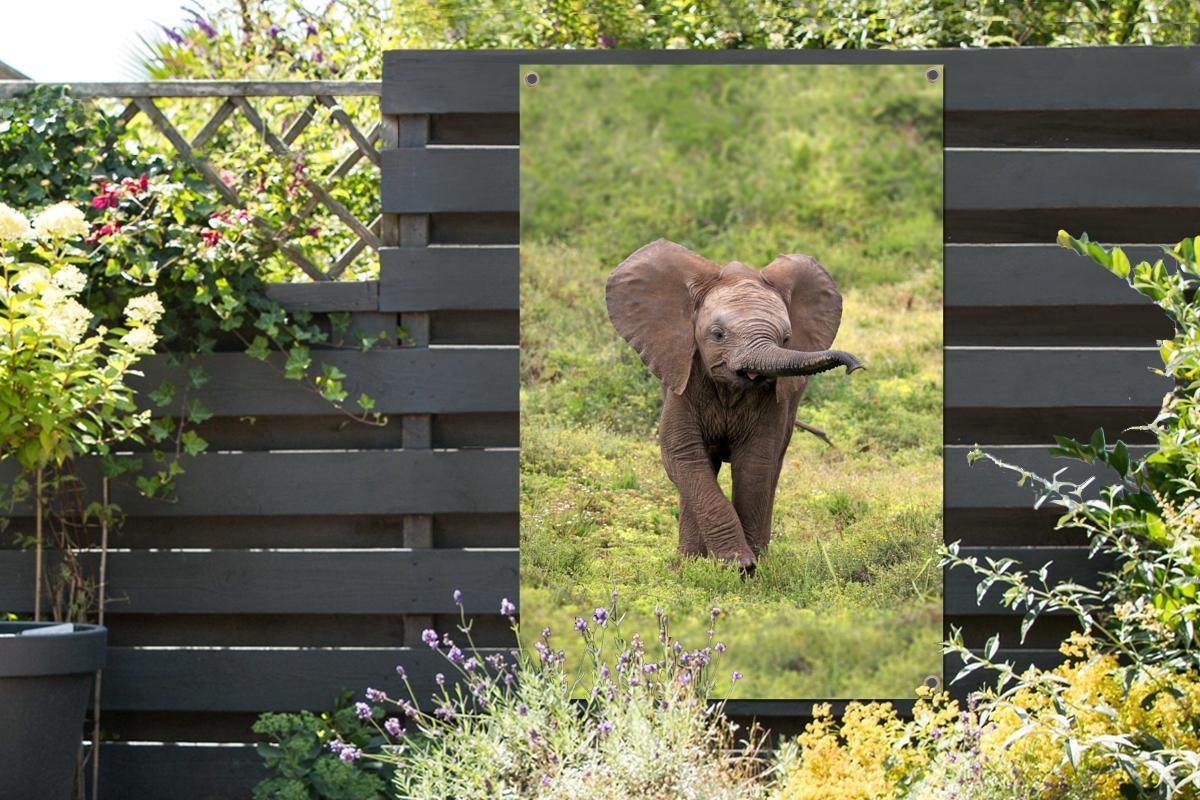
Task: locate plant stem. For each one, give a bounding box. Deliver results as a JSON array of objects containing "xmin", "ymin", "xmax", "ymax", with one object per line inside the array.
[{"xmin": 33, "ymin": 466, "xmax": 43, "ymax": 621}]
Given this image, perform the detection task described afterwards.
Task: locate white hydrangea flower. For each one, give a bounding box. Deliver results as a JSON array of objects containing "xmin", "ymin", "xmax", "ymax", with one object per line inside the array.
[
  {"xmin": 51, "ymin": 264, "xmax": 87, "ymax": 295},
  {"xmin": 13, "ymin": 265, "xmax": 51, "ymax": 293},
  {"xmin": 0, "ymin": 203, "xmax": 32, "ymax": 242},
  {"xmin": 43, "ymin": 297, "xmax": 92, "ymax": 344},
  {"xmin": 32, "ymin": 201, "xmax": 88, "ymax": 240},
  {"xmin": 120, "ymin": 325, "xmax": 158, "ymax": 352},
  {"xmin": 123, "ymin": 293, "xmax": 165, "ymax": 326}
]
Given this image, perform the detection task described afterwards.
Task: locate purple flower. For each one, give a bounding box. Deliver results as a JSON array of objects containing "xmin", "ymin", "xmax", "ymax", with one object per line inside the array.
[
  {"xmin": 541, "ymin": 775, "xmax": 552, "ymax": 787},
  {"xmin": 593, "ymin": 607, "xmax": 609, "ymax": 625},
  {"xmin": 715, "ymin": 642, "xmax": 726, "ymax": 653},
  {"xmin": 306, "ymin": 21, "xmax": 318, "ymax": 37},
  {"xmin": 447, "ymin": 646, "xmax": 464, "ymax": 664},
  {"xmin": 267, "ymin": 24, "xmax": 280, "ymax": 38},
  {"xmin": 355, "ymin": 702, "xmax": 372, "ymax": 720},
  {"xmin": 642, "ymin": 663, "xmax": 659, "ymax": 674},
  {"xmin": 190, "ymin": 14, "xmax": 217, "ymax": 39},
  {"xmin": 541, "ymin": 627, "xmax": 552, "ymax": 640},
  {"xmin": 161, "ymin": 25, "xmax": 185, "ymax": 45},
  {"xmin": 500, "ymin": 597, "xmax": 516, "ymax": 616},
  {"xmin": 435, "ymin": 672, "xmax": 445, "ymax": 687},
  {"xmin": 328, "ymin": 740, "xmax": 345, "ymax": 754},
  {"xmin": 574, "ymin": 618, "xmax": 588, "ymax": 632},
  {"xmin": 731, "ymin": 671, "xmax": 743, "ymax": 683},
  {"xmin": 421, "ymin": 628, "xmax": 439, "ymax": 648},
  {"xmin": 453, "ymin": 589, "xmax": 463, "ymax": 605},
  {"xmin": 384, "ymin": 717, "xmax": 405, "ymax": 737},
  {"xmin": 678, "ymin": 670, "xmax": 693, "ymax": 686},
  {"xmin": 518, "ymin": 703, "xmax": 528, "ymax": 716},
  {"xmin": 395, "ymin": 665, "xmax": 406, "ymax": 679},
  {"xmin": 598, "ymin": 34, "xmax": 616, "ymax": 48},
  {"xmin": 365, "ymin": 687, "xmax": 387, "ymax": 702},
  {"xmin": 464, "ymin": 657, "xmax": 478, "ymax": 672},
  {"xmin": 710, "ymin": 607, "xmax": 721, "ymax": 621},
  {"xmin": 339, "ymin": 745, "xmax": 361, "ymax": 763},
  {"xmin": 434, "ymin": 704, "xmax": 454, "ymax": 721},
  {"xmin": 597, "ymin": 719, "xmax": 614, "ymax": 735}
]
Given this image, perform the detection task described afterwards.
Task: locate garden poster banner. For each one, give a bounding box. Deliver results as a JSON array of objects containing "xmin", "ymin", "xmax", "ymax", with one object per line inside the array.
[{"xmin": 519, "ymin": 64, "xmax": 943, "ymax": 700}]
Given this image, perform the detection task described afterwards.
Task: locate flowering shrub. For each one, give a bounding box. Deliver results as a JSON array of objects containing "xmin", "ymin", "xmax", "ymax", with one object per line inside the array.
[
  {"xmin": 311, "ymin": 593, "xmax": 765, "ymax": 800},
  {"xmin": 0, "ymin": 200, "xmax": 162, "ymax": 619}
]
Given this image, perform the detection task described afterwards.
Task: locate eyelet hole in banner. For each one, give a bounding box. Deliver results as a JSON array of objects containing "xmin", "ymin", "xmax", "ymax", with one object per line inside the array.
[
  {"xmin": 524, "ymin": 71, "xmax": 540, "ymax": 87},
  {"xmin": 925, "ymin": 67, "xmax": 941, "ymax": 84}
]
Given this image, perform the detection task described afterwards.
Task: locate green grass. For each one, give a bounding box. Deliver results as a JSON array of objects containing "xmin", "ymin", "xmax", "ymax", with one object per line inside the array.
[{"xmin": 519, "ymin": 64, "xmax": 943, "ymax": 699}]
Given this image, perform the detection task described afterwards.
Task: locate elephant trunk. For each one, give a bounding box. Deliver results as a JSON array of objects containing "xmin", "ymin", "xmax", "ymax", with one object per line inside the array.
[{"xmin": 735, "ymin": 343, "xmax": 864, "ymax": 377}]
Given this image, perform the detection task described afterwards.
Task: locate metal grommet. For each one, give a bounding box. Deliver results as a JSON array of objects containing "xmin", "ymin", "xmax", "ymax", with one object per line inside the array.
[
  {"xmin": 925, "ymin": 67, "xmax": 941, "ymax": 84},
  {"xmin": 524, "ymin": 71, "xmax": 540, "ymax": 87},
  {"xmin": 923, "ymin": 674, "xmax": 941, "ymax": 690}
]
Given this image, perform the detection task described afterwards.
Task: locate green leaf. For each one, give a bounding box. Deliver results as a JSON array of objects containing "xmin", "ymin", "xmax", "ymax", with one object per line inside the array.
[{"xmin": 246, "ymin": 335, "xmax": 270, "ymax": 361}]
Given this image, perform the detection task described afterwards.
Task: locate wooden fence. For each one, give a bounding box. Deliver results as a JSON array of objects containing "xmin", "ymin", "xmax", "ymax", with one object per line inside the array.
[{"xmin": 0, "ymin": 46, "xmax": 1192, "ymax": 795}]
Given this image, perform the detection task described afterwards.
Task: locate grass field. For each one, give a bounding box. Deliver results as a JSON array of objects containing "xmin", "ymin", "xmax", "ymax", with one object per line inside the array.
[{"xmin": 519, "ymin": 64, "xmax": 943, "ymax": 699}]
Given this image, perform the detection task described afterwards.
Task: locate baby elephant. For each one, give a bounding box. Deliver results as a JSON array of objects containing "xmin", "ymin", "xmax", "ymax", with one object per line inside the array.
[{"xmin": 606, "ymin": 239, "xmax": 863, "ymax": 569}]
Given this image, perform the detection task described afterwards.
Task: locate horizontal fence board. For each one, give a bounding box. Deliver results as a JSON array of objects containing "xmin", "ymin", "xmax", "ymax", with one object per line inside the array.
[
  {"xmin": 381, "ymin": 147, "xmax": 517, "ymax": 213},
  {"xmin": 945, "ymin": 406, "xmax": 1160, "ymax": 446},
  {"xmin": 100, "ymin": 647, "xmax": 487, "ymax": 711},
  {"xmin": 945, "ymin": 245, "xmax": 1170, "ymax": 308},
  {"xmin": 132, "ymin": 348, "xmax": 517, "ymax": 416},
  {"xmin": 945, "ymin": 109, "xmax": 1200, "ymax": 149},
  {"xmin": 945, "ymin": 207, "xmax": 1200, "ymax": 245},
  {"xmin": 946, "ymin": 445, "xmax": 1152, "ymax": 510},
  {"xmin": 0, "ymin": 549, "xmax": 518, "ymax": 615},
  {"xmin": 430, "ymin": 310, "xmax": 519, "ymax": 345},
  {"xmin": 945, "ymin": 348, "xmax": 1169, "ymax": 408},
  {"xmin": 431, "ymin": 112, "xmax": 519, "ymax": 145},
  {"xmin": 264, "ymin": 280, "xmax": 379, "ymax": 312},
  {"xmin": 379, "ymin": 246, "xmax": 518, "ymax": 310},
  {"xmin": 96, "ymin": 743, "xmax": 265, "ymax": 800},
  {"xmin": 383, "ymin": 48, "xmax": 1200, "ymax": 114},
  {"xmin": 946, "ymin": 547, "xmax": 1111, "ymax": 615},
  {"xmin": 946, "ymin": 306, "xmax": 1175, "ymax": 347},
  {"xmin": 0, "ymin": 449, "xmax": 517, "ymax": 516},
  {"xmin": 947, "ymin": 150, "xmax": 1200, "ymax": 211}
]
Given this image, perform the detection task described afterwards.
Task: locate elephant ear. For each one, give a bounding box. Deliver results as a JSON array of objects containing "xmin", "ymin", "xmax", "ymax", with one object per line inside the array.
[
  {"xmin": 606, "ymin": 239, "xmax": 719, "ymax": 395},
  {"xmin": 761, "ymin": 254, "xmax": 844, "ymax": 403}
]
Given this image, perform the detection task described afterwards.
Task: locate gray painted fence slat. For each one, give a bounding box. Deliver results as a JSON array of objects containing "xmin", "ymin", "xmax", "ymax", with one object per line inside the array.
[
  {"xmin": 946, "ymin": 151, "xmax": 1200, "ymax": 211},
  {"xmin": 132, "ymin": 348, "xmax": 518, "ymax": 416},
  {"xmin": 99, "ymin": 647, "xmax": 497, "ymax": 711},
  {"xmin": 0, "ymin": 450, "xmax": 517, "ymax": 516},
  {"xmin": 0, "ymin": 550, "xmax": 517, "ymax": 615},
  {"xmin": 945, "ymin": 246, "xmax": 1171, "ymax": 308},
  {"xmin": 96, "ymin": 744, "xmax": 265, "ymax": 800},
  {"xmin": 945, "ymin": 349, "xmax": 1170, "ymax": 408},
  {"xmin": 381, "ymin": 148, "xmax": 518, "ymax": 213},
  {"xmin": 945, "ymin": 445, "xmax": 1152, "ymax": 509},
  {"xmin": 382, "ymin": 48, "xmax": 1200, "ymax": 114},
  {"xmin": 264, "ymin": 280, "xmax": 379, "ymax": 311},
  {"xmin": 379, "ymin": 246, "xmax": 519, "ymax": 311}
]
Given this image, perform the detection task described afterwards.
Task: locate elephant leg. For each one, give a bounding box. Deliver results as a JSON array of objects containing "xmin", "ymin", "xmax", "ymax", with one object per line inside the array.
[
  {"xmin": 732, "ymin": 405, "xmax": 794, "ymax": 556},
  {"xmin": 661, "ymin": 411, "xmax": 753, "ymax": 567}
]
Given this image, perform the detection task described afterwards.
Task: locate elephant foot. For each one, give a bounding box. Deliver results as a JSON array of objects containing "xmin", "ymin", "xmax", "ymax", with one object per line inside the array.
[{"xmin": 712, "ymin": 549, "xmax": 756, "ymax": 574}]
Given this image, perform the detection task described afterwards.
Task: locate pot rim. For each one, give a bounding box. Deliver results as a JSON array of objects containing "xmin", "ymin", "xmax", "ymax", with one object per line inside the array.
[{"xmin": 0, "ymin": 622, "xmax": 107, "ymax": 677}]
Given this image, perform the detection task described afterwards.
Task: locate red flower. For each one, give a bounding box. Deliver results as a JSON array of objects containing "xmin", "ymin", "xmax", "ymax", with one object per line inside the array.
[
  {"xmin": 201, "ymin": 229, "xmax": 222, "ymax": 246},
  {"xmin": 139, "ymin": 173, "xmax": 149, "ymax": 191},
  {"xmin": 91, "ymin": 195, "xmax": 111, "ymax": 210}
]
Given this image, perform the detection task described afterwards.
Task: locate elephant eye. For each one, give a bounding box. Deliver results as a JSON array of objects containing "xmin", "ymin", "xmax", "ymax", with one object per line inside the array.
[{"xmin": 710, "ymin": 328, "xmax": 725, "ymax": 341}]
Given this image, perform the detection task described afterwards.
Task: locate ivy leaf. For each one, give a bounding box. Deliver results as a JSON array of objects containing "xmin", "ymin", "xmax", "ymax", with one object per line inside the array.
[
  {"xmin": 246, "ymin": 335, "xmax": 270, "ymax": 361},
  {"xmin": 149, "ymin": 380, "xmax": 176, "ymax": 408},
  {"xmin": 185, "ymin": 398, "xmax": 212, "ymax": 424},
  {"xmin": 180, "ymin": 429, "xmax": 208, "ymax": 457},
  {"xmin": 284, "ymin": 346, "xmax": 311, "ymax": 380}
]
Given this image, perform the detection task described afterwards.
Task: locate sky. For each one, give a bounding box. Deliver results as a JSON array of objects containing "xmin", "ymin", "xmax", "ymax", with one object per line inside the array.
[{"xmin": 0, "ymin": 0, "xmax": 191, "ymax": 81}]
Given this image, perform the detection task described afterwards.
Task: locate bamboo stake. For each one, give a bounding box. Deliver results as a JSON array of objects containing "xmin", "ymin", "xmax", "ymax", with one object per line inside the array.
[
  {"xmin": 33, "ymin": 467, "xmax": 43, "ymax": 621},
  {"xmin": 90, "ymin": 476, "xmax": 108, "ymax": 800}
]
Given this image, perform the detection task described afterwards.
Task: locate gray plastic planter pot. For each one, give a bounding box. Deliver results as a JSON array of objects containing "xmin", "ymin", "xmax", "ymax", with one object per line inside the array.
[{"xmin": 0, "ymin": 621, "xmax": 106, "ymax": 800}]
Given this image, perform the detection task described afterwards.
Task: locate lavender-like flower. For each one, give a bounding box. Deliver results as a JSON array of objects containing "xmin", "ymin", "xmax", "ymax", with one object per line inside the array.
[
  {"xmin": 354, "ymin": 702, "xmax": 372, "ymax": 720},
  {"xmin": 435, "ymin": 672, "xmax": 445, "ymax": 687},
  {"xmin": 395, "ymin": 665, "xmax": 407, "ymax": 679},
  {"xmin": 710, "ymin": 607, "xmax": 721, "ymax": 621},
  {"xmin": 328, "ymin": 740, "xmax": 345, "ymax": 754},
  {"xmin": 384, "ymin": 717, "xmax": 405, "ymax": 738},
  {"xmin": 464, "ymin": 657, "xmax": 478, "ymax": 672},
  {"xmin": 593, "ymin": 607, "xmax": 609, "ymax": 625},
  {"xmin": 715, "ymin": 642, "xmax": 726, "ymax": 653},
  {"xmin": 447, "ymin": 646, "xmax": 464, "ymax": 665},
  {"xmin": 678, "ymin": 670, "xmax": 693, "ymax": 686},
  {"xmin": 518, "ymin": 703, "xmax": 528, "ymax": 716},
  {"xmin": 365, "ymin": 687, "xmax": 386, "ymax": 702},
  {"xmin": 574, "ymin": 617, "xmax": 587, "ymax": 632},
  {"xmin": 421, "ymin": 628, "xmax": 439, "ymax": 648},
  {"xmin": 500, "ymin": 597, "xmax": 516, "ymax": 616},
  {"xmin": 161, "ymin": 25, "xmax": 185, "ymax": 45},
  {"xmin": 434, "ymin": 704, "xmax": 454, "ymax": 721},
  {"xmin": 731, "ymin": 671, "xmax": 743, "ymax": 683},
  {"xmin": 339, "ymin": 745, "xmax": 361, "ymax": 763},
  {"xmin": 267, "ymin": 24, "xmax": 280, "ymax": 38},
  {"xmin": 453, "ymin": 589, "xmax": 463, "ymax": 605},
  {"xmin": 598, "ymin": 719, "xmax": 614, "ymax": 735}
]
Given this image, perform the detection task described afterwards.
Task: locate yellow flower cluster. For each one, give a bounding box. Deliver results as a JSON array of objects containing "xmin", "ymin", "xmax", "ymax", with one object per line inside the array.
[
  {"xmin": 981, "ymin": 635, "xmax": 1200, "ymax": 800},
  {"xmin": 773, "ymin": 637, "xmax": 1200, "ymax": 800}
]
